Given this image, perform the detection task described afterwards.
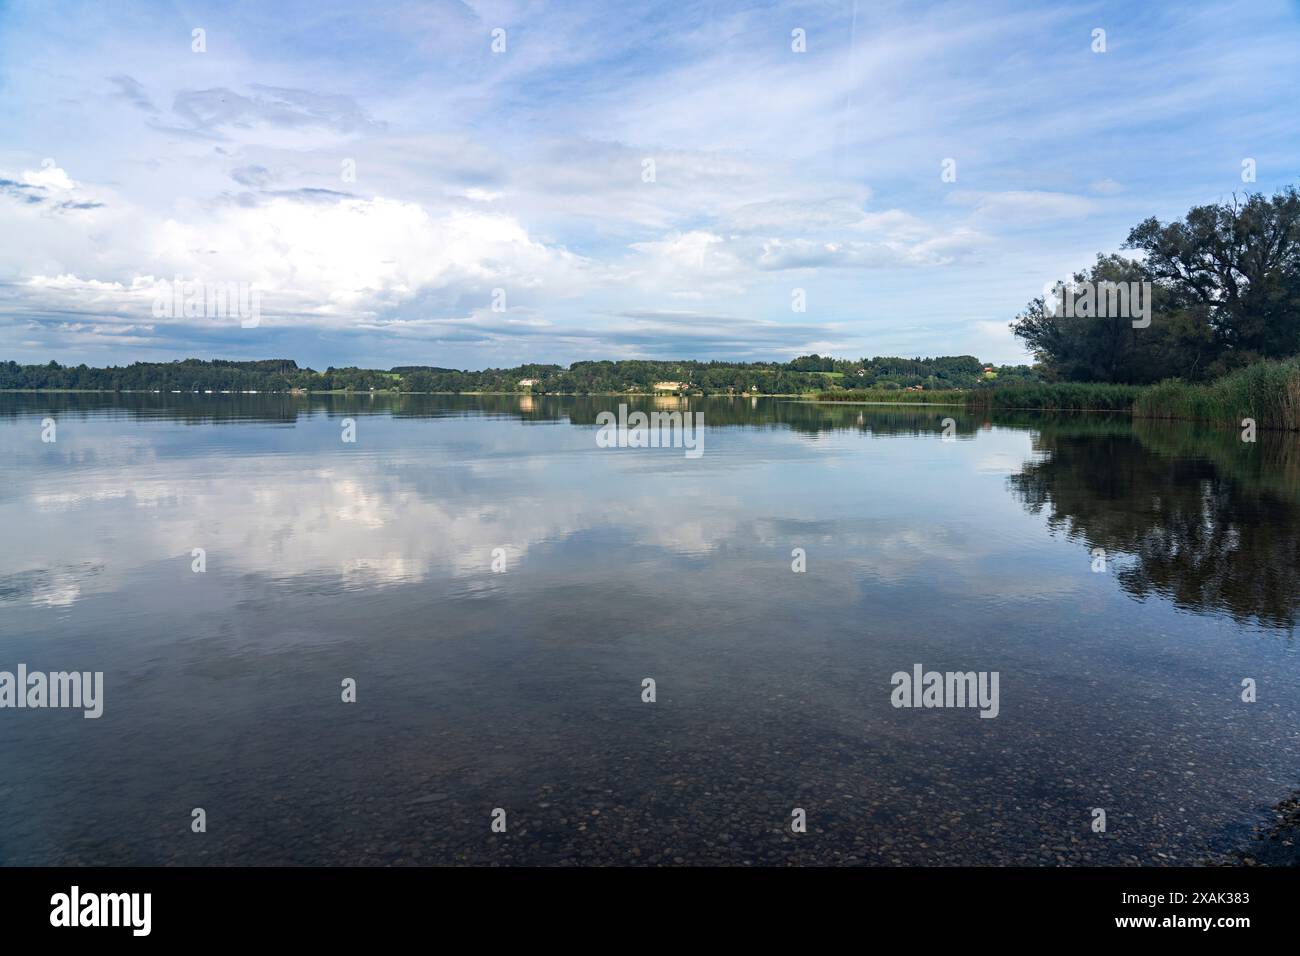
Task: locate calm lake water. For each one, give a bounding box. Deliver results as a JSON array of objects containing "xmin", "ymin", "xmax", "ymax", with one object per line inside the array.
[{"xmin": 1, "ymin": 393, "xmax": 1297, "ymax": 866}]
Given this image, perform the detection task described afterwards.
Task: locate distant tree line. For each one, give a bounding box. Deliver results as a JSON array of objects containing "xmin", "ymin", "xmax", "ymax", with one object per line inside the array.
[
  {"xmin": 0, "ymin": 354, "xmax": 1037, "ymax": 394},
  {"xmin": 0, "ymin": 358, "xmax": 395, "ymax": 392},
  {"xmin": 1012, "ymin": 186, "xmax": 1300, "ymax": 383}
]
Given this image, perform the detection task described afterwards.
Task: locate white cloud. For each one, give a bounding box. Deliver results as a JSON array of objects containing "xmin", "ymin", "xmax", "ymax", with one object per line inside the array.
[
  {"xmin": 2, "ymin": 169, "xmax": 592, "ymax": 329},
  {"xmin": 22, "ymin": 164, "xmax": 77, "ymax": 192}
]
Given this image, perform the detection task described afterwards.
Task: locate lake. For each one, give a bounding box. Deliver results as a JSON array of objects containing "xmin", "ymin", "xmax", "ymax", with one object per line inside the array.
[{"xmin": 1, "ymin": 393, "xmax": 1297, "ymax": 865}]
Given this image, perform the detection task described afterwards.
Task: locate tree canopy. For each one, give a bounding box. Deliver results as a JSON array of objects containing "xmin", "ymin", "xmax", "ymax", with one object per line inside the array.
[{"xmin": 1012, "ymin": 186, "xmax": 1300, "ymax": 383}]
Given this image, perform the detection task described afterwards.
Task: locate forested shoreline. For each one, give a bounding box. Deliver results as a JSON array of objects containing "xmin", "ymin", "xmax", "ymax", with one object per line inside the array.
[{"xmin": 0, "ymin": 354, "xmax": 1036, "ymax": 395}]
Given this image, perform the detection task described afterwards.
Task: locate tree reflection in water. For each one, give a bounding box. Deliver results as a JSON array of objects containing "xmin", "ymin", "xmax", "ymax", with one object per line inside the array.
[{"xmin": 1008, "ymin": 417, "xmax": 1300, "ymax": 630}]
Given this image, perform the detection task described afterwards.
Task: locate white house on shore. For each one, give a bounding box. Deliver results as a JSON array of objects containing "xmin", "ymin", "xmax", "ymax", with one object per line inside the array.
[{"xmin": 652, "ymin": 381, "xmax": 690, "ymax": 393}]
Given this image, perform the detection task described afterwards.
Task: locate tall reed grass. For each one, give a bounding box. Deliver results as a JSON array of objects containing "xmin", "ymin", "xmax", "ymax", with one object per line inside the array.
[
  {"xmin": 814, "ymin": 389, "xmax": 967, "ymax": 404},
  {"xmin": 1133, "ymin": 359, "xmax": 1300, "ymax": 431},
  {"xmin": 817, "ymin": 358, "xmax": 1300, "ymax": 430},
  {"xmin": 963, "ymin": 383, "xmax": 1142, "ymax": 412}
]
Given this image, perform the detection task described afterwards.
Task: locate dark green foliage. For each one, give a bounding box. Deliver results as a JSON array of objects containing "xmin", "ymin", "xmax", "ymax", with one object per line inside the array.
[{"xmin": 1012, "ymin": 187, "xmax": 1300, "ymax": 382}]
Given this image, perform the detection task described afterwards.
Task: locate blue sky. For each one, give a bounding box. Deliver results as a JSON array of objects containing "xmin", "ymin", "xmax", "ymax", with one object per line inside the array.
[{"xmin": 1, "ymin": 0, "xmax": 1297, "ymax": 370}]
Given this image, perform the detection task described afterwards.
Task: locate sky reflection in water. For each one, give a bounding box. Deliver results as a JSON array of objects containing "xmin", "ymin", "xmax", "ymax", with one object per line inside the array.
[{"xmin": 0, "ymin": 395, "xmax": 1296, "ymax": 865}]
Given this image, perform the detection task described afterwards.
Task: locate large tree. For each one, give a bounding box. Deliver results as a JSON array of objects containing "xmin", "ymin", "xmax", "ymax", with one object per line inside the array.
[
  {"xmin": 1010, "ymin": 254, "xmax": 1215, "ymax": 384},
  {"xmin": 1013, "ymin": 187, "xmax": 1300, "ymax": 382},
  {"xmin": 1125, "ymin": 187, "xmax": 1300, "ymax": 364}
]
